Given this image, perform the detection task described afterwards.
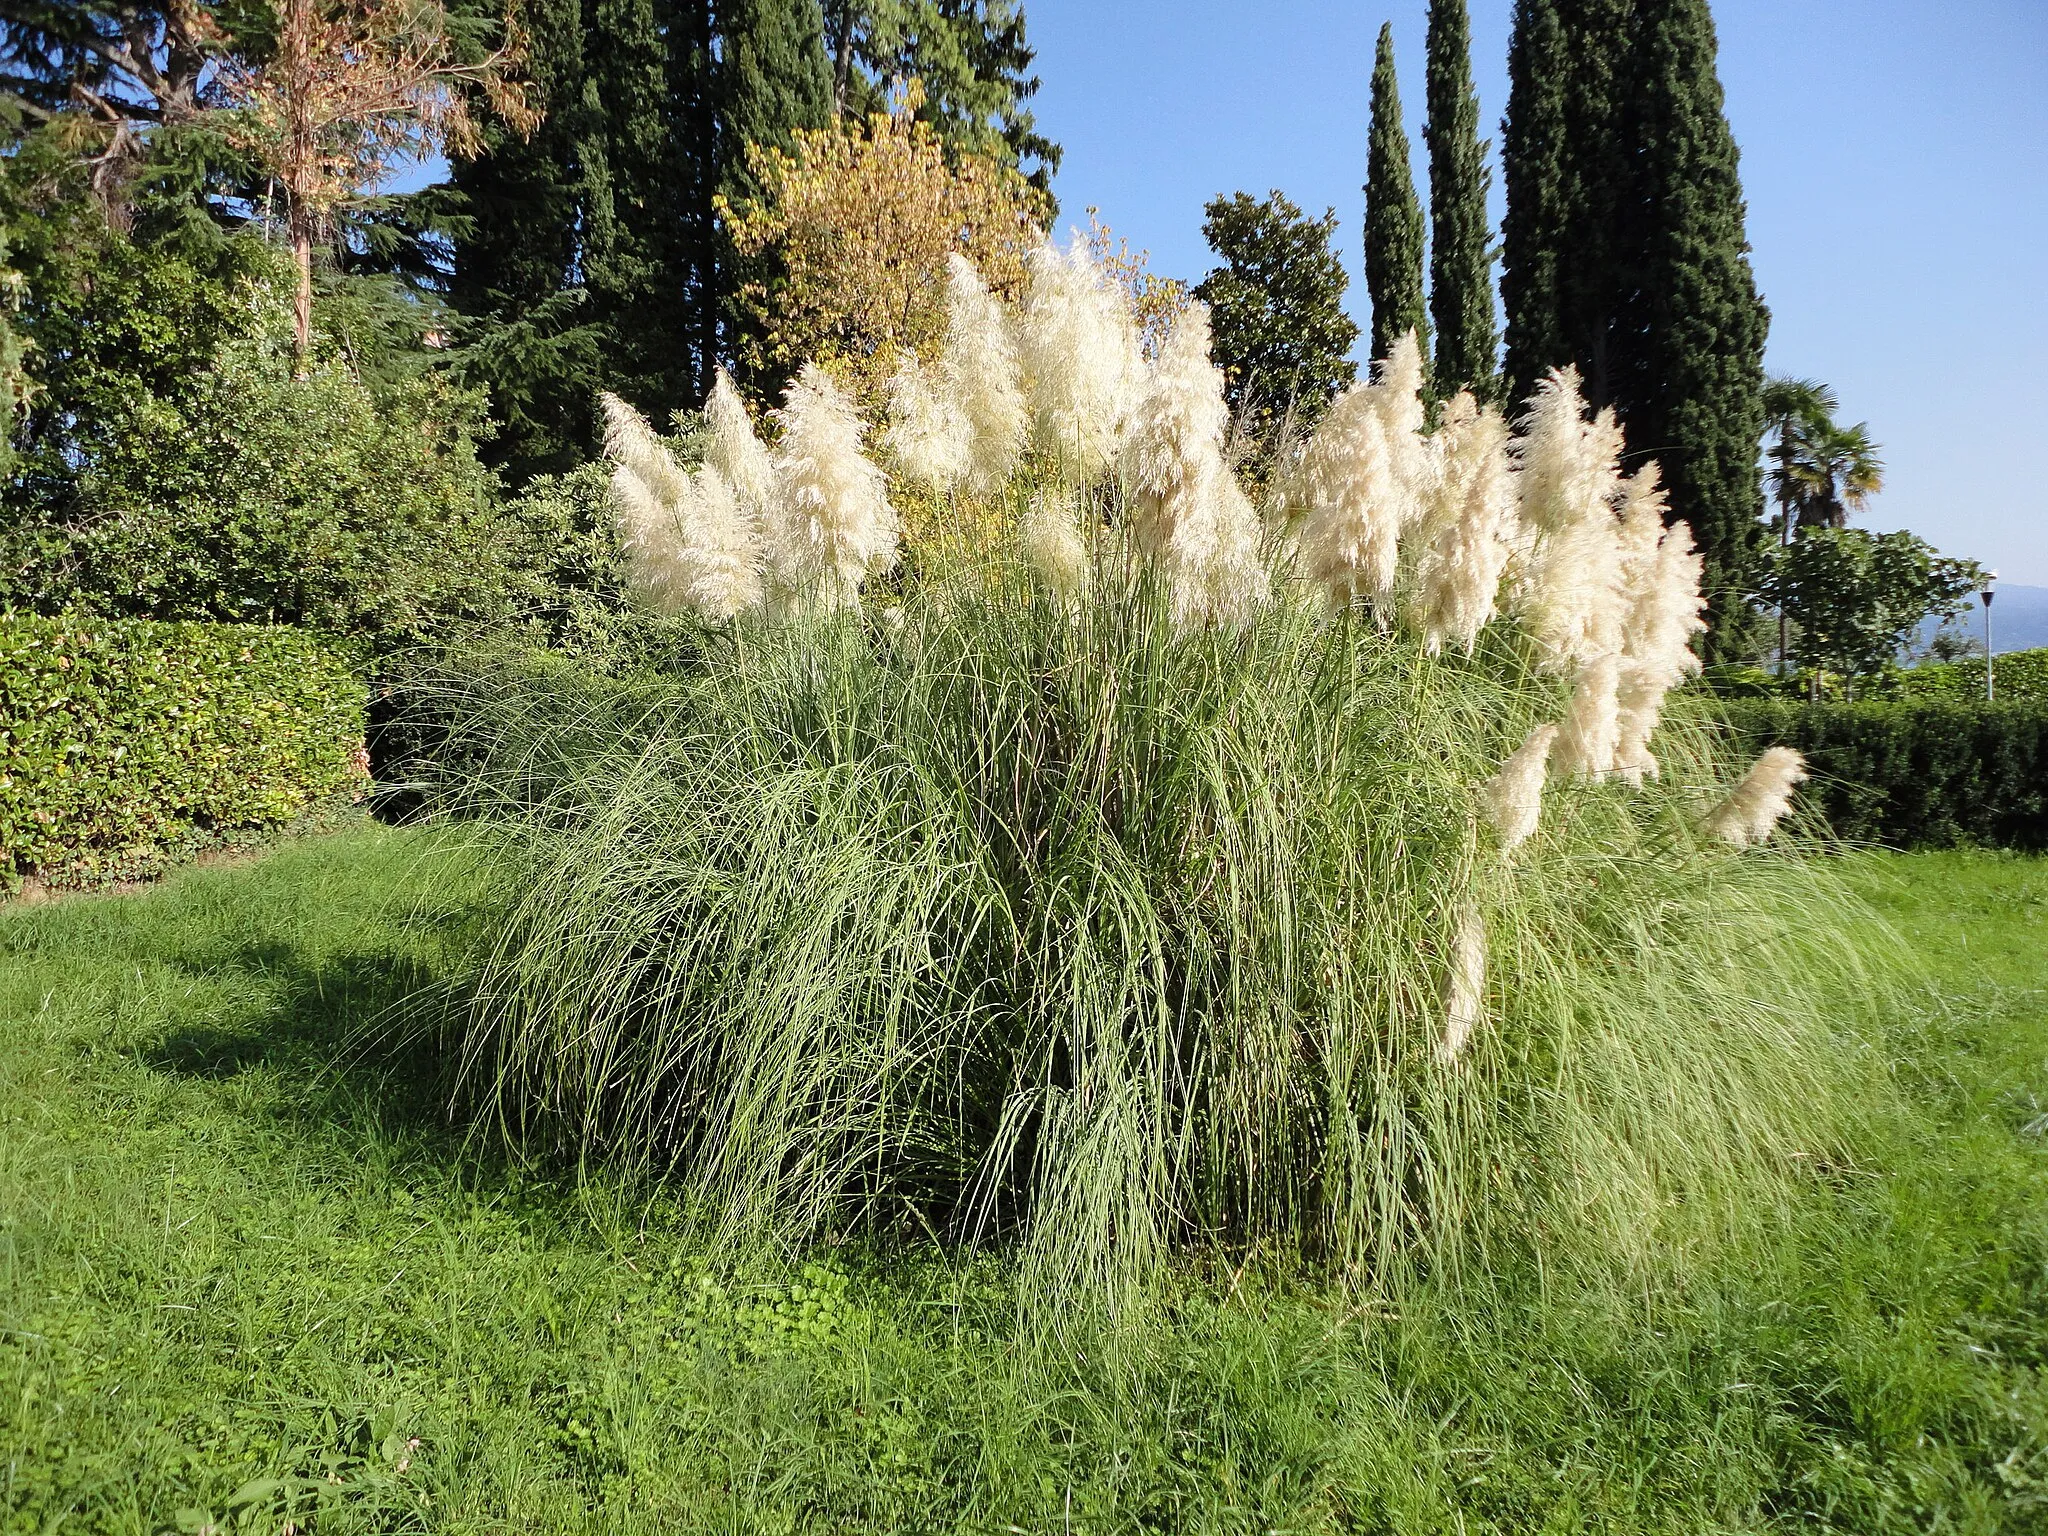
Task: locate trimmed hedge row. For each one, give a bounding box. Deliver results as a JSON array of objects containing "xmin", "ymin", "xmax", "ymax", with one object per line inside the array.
[
  {"xmin": 1896, "ymin": 646, "xmax": 2048, "ymax": 704},
  {"xmin": 1721, "ymin": 698, "xmax": 2048, "ymax": 851},
  {"xmin": 1, "ymin": 615, "xmax": 369, "ymax": 887}
]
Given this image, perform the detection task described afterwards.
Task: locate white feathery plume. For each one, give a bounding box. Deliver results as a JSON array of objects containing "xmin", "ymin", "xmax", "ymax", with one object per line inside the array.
[
  {"xmin": 1484, "ymin": 723, "xmax": 1558, "ymax": 853},
  {"xmin": 1018, "ymin": 236, "xmax": 1145, "ymax": 483},
  {"xmin": 704, "ymin": 369, "xmax": 776, "ymax": 520},
  {"xmin": 945, "ymin": 252, "xmax": 1028, "ymax": 493},
  {"xmin": 1611, "ymin": 468, "xmax": 1707, "ymax": 782},
  {"xmin": 883, "ymin": 347, "xmax": 972, "ymax": 493},
  {"xmin": 1439, "ymin": 904, "xmax": 1487, "ymax": 1064},
  {"xmin": 602, "ymin": 393, "xmax": 763, "ymax": 622},
  {"xmin": 1514, "ymin": 366, "xmax": 1610, "ymax": 537},
  {"xmin": 1554, "ymin": 653, "xmax": 1622, "ymax": 780},
  {"xmin": 1702, "ymin": 747, "xmax": 1807, "ymax": 848},
  {"xmin": 670, "ymin": 467, "xmax": 762, "ymax": 621},
  {"xmin": 1290, "ymin": 383, "xmax": 1404, "ymax": 609},
  {"xmin": 770, "ymin": 363, "xmax": 901, "ymax": 612},
  {"xmin": 602, "ymin": 391, "xmax": 692, "ymax": 510},
  {"xmin": 1510, "ymin": 374, "xmax": 1630, "ymax": 675},
  {"xmin": 1371, "ymin": 330, "xmax": 1433, "ymax": 520},
  {"xmin": 1120, "ymin": 302, "xmax": 1268, "ymax": 627},
  {"xmin": 1411, "ymin": 398, "xmax": 1518, "ymax": 653},
  {"xmin": 609, "ymin": 461, "xmax": 692, "ymax": 615},
  {"xmin": 1019, "ymin": 488, "xmax": 1091, "ymax": 600}
]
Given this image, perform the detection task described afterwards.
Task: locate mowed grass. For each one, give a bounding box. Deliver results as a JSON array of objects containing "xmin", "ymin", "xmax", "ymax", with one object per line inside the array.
[{"xmin": 1, "ymin": 827, "xmax": 2044, "ymax": 1534}]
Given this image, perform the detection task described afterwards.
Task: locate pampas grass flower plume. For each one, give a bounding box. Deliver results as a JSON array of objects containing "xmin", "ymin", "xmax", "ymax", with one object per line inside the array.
[
  {"xmin": 602, "ymin": 392, "xmax": 761, "ymax": 621},
  {"xmin": 1411, "ymin": 394, "xmax": 1517, "ymax": 654},
  {"xmin": 1612, "ymin": 467, "xmax": 1706, "ymax": 781},
  {"xmin": 1018, "ymin": 236, "xmax": 1144, "ymax": 483},
  {"xmin": 1703, "ymin": 747, "xmax": 1807, "ymax": 847},
  {"xmin": 1120, "ymin": 302, "xmax": 1267, "ymax": 626},
  {"xmin": 1439, "ymin": 904, "xmax": 1487, "ymax": 1063},
  {"xmin": 1484, "ymin": 723, "xmax": 1557, "ymax": 853},
  {"xmin": 772, "ymin": 364, "xmax": 901, "ymax": 612}
]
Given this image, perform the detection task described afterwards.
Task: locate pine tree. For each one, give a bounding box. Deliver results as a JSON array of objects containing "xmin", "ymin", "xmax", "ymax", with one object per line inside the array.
[
  {"xmin": 822, "ymin": 1, "xmax": 1061, "ymax": 190},
  {"xmin": 1423, "ymin": 0, "xmax": 1497, "ymax": 398},
  {"xmin": 1364, "ymin": 23, "xmax": 1428, "ymax": 367},
  {"xmin": 446, "ymin": 0, "xmax": 601, "ymax": 477},
  {"xmin": 1612, "ymin": 0, "xmax": 1768, "ymax": 657}
]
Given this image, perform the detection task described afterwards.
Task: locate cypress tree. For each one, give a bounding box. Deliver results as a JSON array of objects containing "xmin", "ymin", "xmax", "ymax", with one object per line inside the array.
[
  {"xmin": 1500, "ymin": 0, "xmax": 1768, "ymax": 657},
  {"xmin": 580, "ymin": 0, "xmax": 692, "ymax": 410},
  {"xmin": 1364, "ymin": 23, "xmax": 1428, "ymax": 367},
  {"xmin": 713, "ymin": 0, "xmax": 833, "ymax": 394},
  {"xmin": 1612, "ymin": 0, "xmax": 1768, "ymax": 658},
  {"xmin": 717, "ymin": 0, "xmax": 834, "ymax": 201},
  {"xmin": 1499, "ymin": 0, "xmax": 1568, "ymax": 406},
  {"xmin": 1424, "ymin": 0, "xmax": 1497, "ymax": 398}
]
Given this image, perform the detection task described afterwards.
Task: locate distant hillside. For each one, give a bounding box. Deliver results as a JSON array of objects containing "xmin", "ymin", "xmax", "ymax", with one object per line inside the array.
[
  {"xmin": 1914, "ymin": 583, "xmax": 2048, "ymax": 656},
  {"xmin": 1987, "ymin": 585, "xmax": 2048, "ymax": 653}
]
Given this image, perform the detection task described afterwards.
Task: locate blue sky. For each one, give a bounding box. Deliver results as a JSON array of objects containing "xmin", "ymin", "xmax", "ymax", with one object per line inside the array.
[{"xmin": 1020, "ymin": 0, "xmax": 2048, "ymax": 587}]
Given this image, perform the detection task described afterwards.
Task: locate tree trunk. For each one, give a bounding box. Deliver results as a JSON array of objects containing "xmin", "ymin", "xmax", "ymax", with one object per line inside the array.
[{"xmin": 292, "ymin": 220, "xmax": 314, "ymax": 358}]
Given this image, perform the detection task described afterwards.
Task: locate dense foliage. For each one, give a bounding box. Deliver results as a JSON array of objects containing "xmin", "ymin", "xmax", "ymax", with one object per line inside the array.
[
  {"xmin": 1364, "ymin": 22, "xmax": 1428, "ymax": 365},
  {"xmin": 1501, "ymin": 0, "xmax": 1767, "ymax": 658},
  {"xmin": 445, "ymin": 0, "xmax": 1059, "ymax": 473},
  {"xmin": 1756, "ymin": 526, "xmax": 1983, "ymax": 680},
  {"xmin": 1193, "ymin": 189, "xmax": 1358, "ymax": 449},
  {"xmin": 0, "ymin": 190, "xmax": 600, "ymax": 648},
  {"xmin": 1723, "ymin": 697, "xmax": 2048, "ymax": 850},
  {"xmin": 719, "ymin": 88, "xmax": 1049, "ymax": 397},
  {"xmin": 0, "ymin": 615, "xmax": 368, "ymax": 887},
  {"xmin": 1424, "ymin": 0, "xmax": 1498, "ymax": 399},
  {"xmin": 1897, "ymin": 646, "xmax": 2048, "ymax": 704}
]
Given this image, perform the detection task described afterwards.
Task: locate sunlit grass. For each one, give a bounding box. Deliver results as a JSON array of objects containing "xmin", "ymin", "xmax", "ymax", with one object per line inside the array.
[{"xmin": 1, "ymin": 832, "xmax": 2042, "ymax": 1531}]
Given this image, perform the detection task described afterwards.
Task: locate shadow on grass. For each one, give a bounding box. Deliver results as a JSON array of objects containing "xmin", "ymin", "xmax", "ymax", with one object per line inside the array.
[{"xmin": 140, "ymin": 935, "xmax": 487, "ymax": 1163}]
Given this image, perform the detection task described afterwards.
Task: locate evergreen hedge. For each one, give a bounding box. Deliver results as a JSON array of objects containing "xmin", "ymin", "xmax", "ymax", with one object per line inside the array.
[
  {"xmin": 1895, "ymin": 647, "xmax": 2048, "ymax": 704},
  {"xmin": 0, "ymin": 615, "xmax": 368, "ymax": 888},
  {"xmin": 1722, "ymin": 698, "xmax": 2048, "ymax": 850}
]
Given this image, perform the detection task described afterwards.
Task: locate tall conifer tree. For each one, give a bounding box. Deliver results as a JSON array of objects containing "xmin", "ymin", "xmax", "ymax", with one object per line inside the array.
[
  {"xmin": 1364, "ymin": 23, "xmax": 1427, "ymax": 366},
  {"xmin": 1501, "ymin": 0, "xmax": 1766, "ymax": 657},
  {"xmin": 1424, "ymin": 0, "xmax": 1496, "ymax": 398},
  {"xmin": 1613, "ymin": 0, "xmax": 1767, "ymax": 656},
  {"xmin": 447, "ymin": 0, "xmax": 602, "ymax": 477}
]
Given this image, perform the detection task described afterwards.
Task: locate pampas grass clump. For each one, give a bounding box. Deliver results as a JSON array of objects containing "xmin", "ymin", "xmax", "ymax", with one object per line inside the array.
[{"xmin": 457, "ymin": 300, "xmax": 1889, "ymax": 1314}]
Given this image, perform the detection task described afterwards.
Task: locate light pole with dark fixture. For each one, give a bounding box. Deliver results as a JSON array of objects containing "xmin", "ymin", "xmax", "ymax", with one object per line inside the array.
[{"xmin": 1981, "ymin": 572, "xmax": 1997, "ymax": 701}]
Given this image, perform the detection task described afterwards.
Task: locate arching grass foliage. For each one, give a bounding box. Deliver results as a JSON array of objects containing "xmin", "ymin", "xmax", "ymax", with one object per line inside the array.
[{"xmin": 432, "ymin": 547, "xmax": 1896, "ymax": 1312}]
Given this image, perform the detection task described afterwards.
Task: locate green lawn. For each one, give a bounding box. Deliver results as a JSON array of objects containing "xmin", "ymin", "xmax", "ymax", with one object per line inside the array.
[{"xmin": 2, "ymin": 829, "xmax": 2044, "ymax": 1534}]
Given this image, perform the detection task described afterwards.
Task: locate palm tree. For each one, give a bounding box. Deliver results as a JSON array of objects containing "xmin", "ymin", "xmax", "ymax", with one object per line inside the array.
[
  {"xmin": 1802, "ymin": 420, "xmax": 1885, "ymax": 528},
  {"xmin": 1759, "ymin": 378, "xmax": 1885, "ymax": 674},
  {"xmin": 1761, "ymin": 376, "xmax": 1836, "ymax": 540}
]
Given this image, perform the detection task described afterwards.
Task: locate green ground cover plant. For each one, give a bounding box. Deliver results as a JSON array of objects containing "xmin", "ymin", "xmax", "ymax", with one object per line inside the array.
[
  {"xmin": 0, "ymin": 616, "xmax": 369, "ymax": 889},
  {"xmin": 0, "ymin": 829, "xmax": 2043, "ymax": 1532}
]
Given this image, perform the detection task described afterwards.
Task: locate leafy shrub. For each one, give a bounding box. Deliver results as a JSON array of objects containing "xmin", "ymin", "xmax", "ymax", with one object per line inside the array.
[
  {"xmin": 1722, "ymin": 697, "xmax": 2048, "ymax": 849},
  {"xmin": 1894, "ymin": 646, "xmax": 2048, "ymax": 704},
  {"xmin": 0, "ymin": 210, "xmax": 596, "ymax": 653},
  {"xmin": 0, "ymin": 616, "xmax": 368, "ymax": 887}
]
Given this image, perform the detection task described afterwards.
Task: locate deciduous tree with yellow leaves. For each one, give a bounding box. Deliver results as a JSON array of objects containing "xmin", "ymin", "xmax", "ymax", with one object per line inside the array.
[{"xmin": 718, "ymin": 80, "xmax": 1049, "ymax": 399}]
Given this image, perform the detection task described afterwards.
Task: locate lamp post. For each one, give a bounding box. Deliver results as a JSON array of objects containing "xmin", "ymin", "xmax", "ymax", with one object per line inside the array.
[{"xmin": 1981, "ymin": 572, "xmax": 1997, "ymax": 702}]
